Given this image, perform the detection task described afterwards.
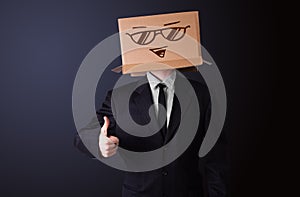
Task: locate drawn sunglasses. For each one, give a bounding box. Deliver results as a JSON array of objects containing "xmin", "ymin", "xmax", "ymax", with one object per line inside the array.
[{"xmin": 126, "ymin": 25, "xmax": 191, "ymax": 45}]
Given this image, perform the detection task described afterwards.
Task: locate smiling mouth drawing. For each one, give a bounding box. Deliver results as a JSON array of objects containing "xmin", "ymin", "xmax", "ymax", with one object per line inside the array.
[{"xmin": 149, "ymin": 46, "xmax": 168, "ymax": 58}]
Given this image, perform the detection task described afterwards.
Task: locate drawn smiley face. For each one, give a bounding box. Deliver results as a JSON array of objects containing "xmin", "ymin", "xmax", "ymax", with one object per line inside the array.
[
  {"xmin": 117, "ymin": 11, "xmax": 202, "ymax": 74},
  {"xmin": 126, "ymin": 21, "xmax": 191, "ymax": 58}
]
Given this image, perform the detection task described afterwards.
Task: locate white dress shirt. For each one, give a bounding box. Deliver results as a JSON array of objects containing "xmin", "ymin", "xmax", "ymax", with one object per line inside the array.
[{"xmin": 146, "ymin": 71, "xmax": 176, "ymax": 128}]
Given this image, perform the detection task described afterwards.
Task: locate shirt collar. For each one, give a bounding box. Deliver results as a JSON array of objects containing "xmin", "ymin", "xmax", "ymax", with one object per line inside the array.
[{"xmin": 146, "ymin": 70, "xmax": 176, "ymax": 90}]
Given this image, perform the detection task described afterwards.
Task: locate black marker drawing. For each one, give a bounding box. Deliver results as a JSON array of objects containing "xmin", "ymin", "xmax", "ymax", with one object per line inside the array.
[
  {"xmin": 126, "ymin": 24, "xmax": 191, "ymax": 45},
  {"xmin": 149, "ymin": 46, "xmax": 168, "ymax": 58}
]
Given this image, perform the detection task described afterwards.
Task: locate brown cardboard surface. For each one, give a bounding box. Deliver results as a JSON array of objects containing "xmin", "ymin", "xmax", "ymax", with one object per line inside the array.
[{"xmin": 117, "ymin": 11, "xmax": 202, "ymax": 74}]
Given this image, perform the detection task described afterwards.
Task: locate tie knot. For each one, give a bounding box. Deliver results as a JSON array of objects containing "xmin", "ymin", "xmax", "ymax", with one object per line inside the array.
[{"xmin": 156, "ymin": 83, "xmax": 166, "ymax": 90}]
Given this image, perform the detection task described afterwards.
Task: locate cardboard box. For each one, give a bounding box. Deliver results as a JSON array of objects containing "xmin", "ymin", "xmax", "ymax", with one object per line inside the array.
[{"xmin": 113, "ymin": 11, "xmax": 202, "ymax": 75}]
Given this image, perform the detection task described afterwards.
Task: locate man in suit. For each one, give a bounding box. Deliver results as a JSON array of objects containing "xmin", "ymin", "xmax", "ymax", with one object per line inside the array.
[{"xmin": 90, "ymin": 68, "xmax": 228, "ymax": 197}]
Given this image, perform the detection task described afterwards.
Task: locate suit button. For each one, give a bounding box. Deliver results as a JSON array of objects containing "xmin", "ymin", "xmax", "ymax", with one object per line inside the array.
[{"xmin": 162, "ymin": 171, "xmax": 168, "ymax": 176}]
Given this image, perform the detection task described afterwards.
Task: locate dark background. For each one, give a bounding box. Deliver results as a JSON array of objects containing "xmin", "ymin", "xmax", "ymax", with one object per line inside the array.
[{"xmin": 0, "ymin": 0, "xmax": 276, "ymax": 196}]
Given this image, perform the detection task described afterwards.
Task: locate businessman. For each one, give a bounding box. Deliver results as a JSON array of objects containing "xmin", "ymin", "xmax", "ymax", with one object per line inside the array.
[{"xmin": 93, "ymin": 68, "xmax": 228, "ymax": 197}]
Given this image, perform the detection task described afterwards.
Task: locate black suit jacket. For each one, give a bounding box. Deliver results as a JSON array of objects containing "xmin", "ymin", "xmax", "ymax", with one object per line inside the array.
[{"xmin": 74, "ymin": 72, "xmax": 228, "ymax": 197}]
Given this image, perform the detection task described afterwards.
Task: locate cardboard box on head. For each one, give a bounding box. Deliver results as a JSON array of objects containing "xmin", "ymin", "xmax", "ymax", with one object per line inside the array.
[{"xmin": 112, "ymin": 11, "xmax": 202, "ymax": 76}]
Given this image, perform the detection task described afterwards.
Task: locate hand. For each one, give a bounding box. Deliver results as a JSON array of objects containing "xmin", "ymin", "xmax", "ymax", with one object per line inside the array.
[{"xmin": 99, "ymin": 116, "xmax": 119, "ymax": 157}]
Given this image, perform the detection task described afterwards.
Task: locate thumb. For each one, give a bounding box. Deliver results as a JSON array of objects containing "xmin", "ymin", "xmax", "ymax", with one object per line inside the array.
[{"xmin": 101, "ymin": 116, "xmax": 110, "ymax": 136}]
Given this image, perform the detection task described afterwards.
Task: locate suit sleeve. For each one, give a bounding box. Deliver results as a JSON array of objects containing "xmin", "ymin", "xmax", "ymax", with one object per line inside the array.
[
  {"xmin": 73, "ymin": 132, "xmax": 95, "ymax": 158},
  {"xmin": 73, "ymin": 90, "xmax": 116, "ymax": 158},
  {"xmin": 203, "ymin": 101, "xmax": 229, "ymax": 197},
  {"xmin": 96, "ymin": 90, "xmax": 117, "ymax": 136}
]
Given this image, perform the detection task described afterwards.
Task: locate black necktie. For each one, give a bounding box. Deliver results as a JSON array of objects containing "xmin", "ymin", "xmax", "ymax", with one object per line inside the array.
[{"xmin": 156, "ymin": 83, "xmax": 167, "ymax": 137}]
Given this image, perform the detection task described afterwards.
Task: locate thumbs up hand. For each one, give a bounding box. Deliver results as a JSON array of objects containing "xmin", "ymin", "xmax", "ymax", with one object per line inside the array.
[{"xmin": 99, "ymin": 116, "xmax": 119, "ymax": 157}]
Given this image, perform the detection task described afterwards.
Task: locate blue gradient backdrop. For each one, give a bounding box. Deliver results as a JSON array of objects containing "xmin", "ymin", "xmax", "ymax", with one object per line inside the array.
[{"xmin": 0, "ymin": 0, "xmax": 275, "ymax": 196}]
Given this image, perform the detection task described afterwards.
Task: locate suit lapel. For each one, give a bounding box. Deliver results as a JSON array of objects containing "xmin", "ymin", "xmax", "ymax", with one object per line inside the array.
[
  {"xmin": 164, "ymin": 74, "xmax": 193, "ymax": 143},
  {"xmin": 164, "ymin": 95, "xmax": 180, "ymax": 143},
  {"xmin": 131, "ymin": 77, "xmax": 162, "ymax": 137},
  {"xmin": 130, "ymin": 74, "xmax": 194, "ymax": 143}
]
